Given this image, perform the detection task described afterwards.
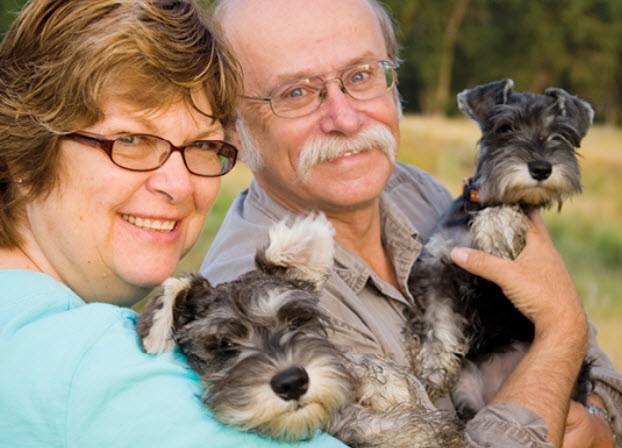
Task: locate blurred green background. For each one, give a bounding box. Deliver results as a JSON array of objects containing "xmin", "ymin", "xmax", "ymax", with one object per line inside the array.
[{"xmin": 2, "ymin": 0, "xmax": 622, "ymax": 123}]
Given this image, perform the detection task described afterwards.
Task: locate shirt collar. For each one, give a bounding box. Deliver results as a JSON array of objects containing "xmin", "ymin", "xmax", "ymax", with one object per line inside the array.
[
  {"xmin": 333, "ymin": 193, "xmax": 422, "ymax": 305},
  {"xmin": 247, "ymin": 179, "xmax": 423, "ymax": 305}
]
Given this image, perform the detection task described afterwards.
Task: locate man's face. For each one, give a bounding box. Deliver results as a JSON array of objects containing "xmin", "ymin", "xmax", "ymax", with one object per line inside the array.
[{"xmin": 222, "ymin": 0, "xmax": 400, "ymax": 215}]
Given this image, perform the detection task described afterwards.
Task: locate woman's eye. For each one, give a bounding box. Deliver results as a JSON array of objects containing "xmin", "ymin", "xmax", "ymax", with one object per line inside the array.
[
  {"xmin": 117, "ymin": 135, "xmax": 139, "ymax": 145},
  {"xmin": 189, "ymin": 141, "xmax": 217, "ymax": 151}
]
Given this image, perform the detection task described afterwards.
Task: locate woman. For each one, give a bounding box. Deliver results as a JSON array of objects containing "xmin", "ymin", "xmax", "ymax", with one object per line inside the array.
[{"xmin": 0, "ymin": 1, "xmax": 345, "ymax": 446}]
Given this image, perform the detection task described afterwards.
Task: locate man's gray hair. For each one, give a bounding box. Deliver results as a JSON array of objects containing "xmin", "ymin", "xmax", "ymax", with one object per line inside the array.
[{"xmin": 216, "ymin": 0, "xmax": 403, "ymax": 170}]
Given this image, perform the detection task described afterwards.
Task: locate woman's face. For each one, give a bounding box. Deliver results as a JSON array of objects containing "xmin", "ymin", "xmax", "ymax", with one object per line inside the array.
[{"xmin": 23, "ymin": 92, "xmax": 224, "ymax": 306}]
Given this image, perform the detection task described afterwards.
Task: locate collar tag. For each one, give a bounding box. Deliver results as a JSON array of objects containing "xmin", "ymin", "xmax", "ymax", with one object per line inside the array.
[{"xmin": 462, "ymin": 177, "xmax": 480, "ymax": 203}]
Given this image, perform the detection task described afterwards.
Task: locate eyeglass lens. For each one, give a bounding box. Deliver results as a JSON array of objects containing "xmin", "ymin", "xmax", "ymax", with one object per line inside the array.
[
  {"xmin": 270, "ymin": 61, "xmax": 395, "ymax": 117},
  {"xmin": 111, "ymin": 135, "xmax": 235, "ymax": 176}
]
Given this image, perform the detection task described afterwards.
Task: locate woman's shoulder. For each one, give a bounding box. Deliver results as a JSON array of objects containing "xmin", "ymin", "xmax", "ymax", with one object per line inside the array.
[
  {"xmin": 0, "ymin": 269, "xmax": 133, "ymax": 346},
  {"xmin": 0, "ymin": 269, "xmax": 138, "ymax": 446},
  {"xmin": 0, "ymin": 270, "xmax": 345, "ymax": 448}
]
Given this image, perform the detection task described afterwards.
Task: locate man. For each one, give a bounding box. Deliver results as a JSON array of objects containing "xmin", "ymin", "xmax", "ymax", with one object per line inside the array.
[{"xmin": 201, "ymin": 0, "xmax": 621, "ymax": 446}]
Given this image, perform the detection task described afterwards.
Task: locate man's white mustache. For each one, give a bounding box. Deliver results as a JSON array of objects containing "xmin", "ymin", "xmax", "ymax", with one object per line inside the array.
[{"xmin": 297, "ymin": 126, "xmax": 397, "ymax": 182}]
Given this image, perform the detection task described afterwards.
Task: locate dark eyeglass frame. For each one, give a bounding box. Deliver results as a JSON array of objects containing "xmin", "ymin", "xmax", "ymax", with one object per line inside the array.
[
  {"xmin": 242, "ymin": 60, "xmax": 399, "ymax": 118},
  {"xmin": 64, "ymin": 132, "xmax": 238, "ymax": 177}
]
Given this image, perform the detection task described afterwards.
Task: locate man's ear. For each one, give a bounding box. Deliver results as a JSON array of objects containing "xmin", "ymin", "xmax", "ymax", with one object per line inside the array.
[{"xmin": 232, "ymin": 113, "xmax": 265, "ymax": 171}]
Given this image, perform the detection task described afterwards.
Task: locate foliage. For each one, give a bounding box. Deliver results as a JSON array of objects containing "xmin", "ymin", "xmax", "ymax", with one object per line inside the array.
[
  {"xmin": 2, "ymin": 0, "xmax": 622, "ymax": 123},
  {"xmin": 0, "ymin": 0, "xmax": 22, "ymax": 32}
]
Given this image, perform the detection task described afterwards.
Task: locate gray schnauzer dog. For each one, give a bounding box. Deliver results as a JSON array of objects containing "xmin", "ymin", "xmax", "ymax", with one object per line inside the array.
[
  {"xmin": 137, "ymin": 214, "xmax": 464, "ymax": 448},
  {"xmin": 405, "ymin": 79, "xmax": 594, "ymax": 419}
]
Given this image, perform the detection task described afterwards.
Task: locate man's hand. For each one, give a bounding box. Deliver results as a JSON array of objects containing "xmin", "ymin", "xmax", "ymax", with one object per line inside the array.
[
  {"xmin": 450, "ymin": 209, "xmax": 586, "ymax": 337},
  {"xmin": 563, "ymin": 399, "xmax": 615, "ymax": 448},
  {"xmin": 450, "ymin": 209, "xmax": 589, "ymax": 447}
]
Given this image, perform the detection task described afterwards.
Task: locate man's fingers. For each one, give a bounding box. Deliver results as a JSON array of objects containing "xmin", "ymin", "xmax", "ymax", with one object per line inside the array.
[{"xmin": 450, "ymin": 247, "xmax": 508, "ymax": 285}]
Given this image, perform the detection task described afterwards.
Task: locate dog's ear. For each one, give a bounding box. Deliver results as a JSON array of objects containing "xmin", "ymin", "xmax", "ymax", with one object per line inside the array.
[
  {"xmin": 457, "ymin": 79, "xmax": 514, "ymax": 130},
  {"xmin": 255, "ymin": 213, "xmax": 335, "ymax": 290},
  {"xmin": 545, "ymin": 87, "xmax": 594, "ymax": 141},
  {"xmin": 137, "ymin": 273, "xmax": 212, "ymax": 354}
]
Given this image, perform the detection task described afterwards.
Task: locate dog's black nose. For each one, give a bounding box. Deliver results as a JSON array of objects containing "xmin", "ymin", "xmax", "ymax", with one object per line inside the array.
[
  {"xmin": 528, "ymin": 160, "xmax": 552, "ymax": 181},
  {"xmin": 270, "ymin": 366, "xmax": 309, "ymax": 401}
]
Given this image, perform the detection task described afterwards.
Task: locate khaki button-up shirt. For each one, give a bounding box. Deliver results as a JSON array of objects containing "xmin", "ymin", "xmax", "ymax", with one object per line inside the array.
[{"xmin": 202, "ymin": 161, "xmax": 622, "ymax": 447}]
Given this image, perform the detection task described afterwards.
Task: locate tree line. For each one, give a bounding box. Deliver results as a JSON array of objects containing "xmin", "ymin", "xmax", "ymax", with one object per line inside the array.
[
  {"xmin": 2, "ymin": 0, "xmax": 621, "ymax": 125},
  {"xmin": 383, "ymin": 0, "xmax": 622, "ymax": 125}
]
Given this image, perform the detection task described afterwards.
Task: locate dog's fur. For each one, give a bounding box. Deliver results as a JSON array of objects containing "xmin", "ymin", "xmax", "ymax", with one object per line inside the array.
[
  {"xmin": 405, "ymin": 79, "xmax": 594, "ymax": 419},
  {"xmin": 137, "ymin": 214, "xmax": 464, "ymax": 448}
]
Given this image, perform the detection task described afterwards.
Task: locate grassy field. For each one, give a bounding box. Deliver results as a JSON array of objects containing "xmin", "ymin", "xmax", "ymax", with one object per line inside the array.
[{"xmin": 174, "ymin": 114, "xmax": 622, "ymax": 371}]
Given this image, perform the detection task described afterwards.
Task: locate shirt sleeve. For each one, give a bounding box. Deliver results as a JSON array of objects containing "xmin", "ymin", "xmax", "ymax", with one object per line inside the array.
[
  {"xmin": 462, "ymin": 321, "xmax": 622, "ymax": 447},
  {"xmin": 465, "ymin": 402, "xmax": 554, "ymax": 447},
  {"xmin": 585, "ymin": 322, "xmax": 622, "ymax": 444}
]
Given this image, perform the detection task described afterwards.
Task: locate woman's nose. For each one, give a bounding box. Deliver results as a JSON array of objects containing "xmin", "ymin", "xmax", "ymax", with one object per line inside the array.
[{"xmin": 146, "ymin": 151, "xmax": 194, "ymax": 203}]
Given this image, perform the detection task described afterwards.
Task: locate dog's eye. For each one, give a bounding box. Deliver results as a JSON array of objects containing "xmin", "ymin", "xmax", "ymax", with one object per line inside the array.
[
  {"xmin": 217, "ymin": 340, "xmax": 239, "ymax": 357},
  {"xmin": 497, "ymin": 124, "xmax": 513, "ymax": 134},
  {"xmin": 291, "ymin": 316, "xmax": 314, "ymax": 328}
]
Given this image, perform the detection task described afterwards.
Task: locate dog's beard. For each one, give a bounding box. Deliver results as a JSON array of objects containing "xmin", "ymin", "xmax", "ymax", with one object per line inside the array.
[{"xmin": 296, "ymin": 125, "xmax": 397, "ymax": 183}]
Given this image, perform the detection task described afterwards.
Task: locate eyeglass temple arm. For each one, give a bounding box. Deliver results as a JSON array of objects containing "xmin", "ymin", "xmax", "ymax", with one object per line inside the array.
[{"xmin": 241, "ymin": 94, "xmax": 271, "ymax": 102}]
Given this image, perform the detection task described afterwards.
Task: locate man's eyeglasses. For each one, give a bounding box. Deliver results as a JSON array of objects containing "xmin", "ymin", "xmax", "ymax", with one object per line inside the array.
[
  {"xmin": 242, "ymin": 60, "xmax": 399, "ymax": 118},
  {"xmin": 64, "ymin": 133, "xmax": 238, "ymax": 177}
]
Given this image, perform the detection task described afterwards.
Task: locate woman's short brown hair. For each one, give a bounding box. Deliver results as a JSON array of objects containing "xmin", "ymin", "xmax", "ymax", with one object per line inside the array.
[{"xmin": 0, "ymin": 0, "xmax": 242, "ymax": 247}]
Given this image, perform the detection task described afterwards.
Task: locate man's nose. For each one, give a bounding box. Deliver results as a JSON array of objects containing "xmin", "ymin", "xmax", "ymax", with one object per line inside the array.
[{"xmin": 318, "ymin": 80, "xmax": 362, "ymax": 135}]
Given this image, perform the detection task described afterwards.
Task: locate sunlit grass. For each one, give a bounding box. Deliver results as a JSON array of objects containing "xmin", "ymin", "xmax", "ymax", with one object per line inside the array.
[{"xmin": 169, "ymin": 114, "xmax": 622, "ymax": 370}]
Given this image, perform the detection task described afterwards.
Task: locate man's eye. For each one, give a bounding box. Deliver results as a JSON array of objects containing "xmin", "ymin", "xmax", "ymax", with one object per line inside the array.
[
  {"xmin": 284, "ymin": 87, "xmax": 308, "ymax": 99},
  {"xmin": 350, "ymin": 70, "xmax": 369, "ymax": 83}
]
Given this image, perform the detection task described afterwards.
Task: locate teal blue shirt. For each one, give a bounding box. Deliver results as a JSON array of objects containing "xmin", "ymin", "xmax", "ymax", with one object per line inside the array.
[{"xmin": 0, "ymin": 270, "xmax": 345, "ymax": 448}]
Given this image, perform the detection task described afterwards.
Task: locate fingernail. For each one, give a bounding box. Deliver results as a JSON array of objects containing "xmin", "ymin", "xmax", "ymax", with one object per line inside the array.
[{"xmin": 451, "ymin": 247, "xmax": 469, "ymax": 264}]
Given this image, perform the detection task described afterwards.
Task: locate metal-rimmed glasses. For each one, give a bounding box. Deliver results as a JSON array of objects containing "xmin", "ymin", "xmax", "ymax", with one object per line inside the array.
[
  {"xmin": 242, "ymin": 60, "xmax": 399, "ymax": 118},
  {"xmin": 64, "ymin": 133, "xmax": 238, "ymax": 177}
]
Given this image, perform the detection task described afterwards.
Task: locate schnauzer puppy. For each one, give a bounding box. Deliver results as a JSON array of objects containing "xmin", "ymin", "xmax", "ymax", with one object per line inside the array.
[
  {"xmin": 137, "ymin": 214, "xmax": 464, "ymax": 448},
  {"xmin": 405, "ymin": 79, "xmax": 594, "ymax": 419}
]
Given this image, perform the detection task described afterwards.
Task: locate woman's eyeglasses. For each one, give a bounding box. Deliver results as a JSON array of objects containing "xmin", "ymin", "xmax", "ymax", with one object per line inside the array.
[{"xmin": 64, "ymin": 133, "xmax": 238, "ymax": 177}]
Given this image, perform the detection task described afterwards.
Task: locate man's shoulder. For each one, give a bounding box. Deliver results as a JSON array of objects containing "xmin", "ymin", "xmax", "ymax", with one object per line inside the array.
[
  {"xmin": 200, "ymin": 183, "xmax": 279, "ymax": 284},
  {"xmin": 381, "ymin": 162, "xmax": 454, "ymax": 239},
  {"xmin": 385, "ymin": 162, "xmax": 452, "ymax": 200}
]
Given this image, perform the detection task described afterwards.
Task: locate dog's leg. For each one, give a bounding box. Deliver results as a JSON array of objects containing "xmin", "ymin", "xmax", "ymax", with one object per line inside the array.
[
  {"xmin": 451, "ymin": 359, "xmax": 486, "ymax": 420},
  {"xmin": 328, "ymin": 403, "xmax": 465, "ymax": 448},
  {"xmin": 405, "ymin": 295, "xmax": 470, "ymax": 402},
  {"xmin": 470, "ymin": 205, "xmax": 527, "ymax": 259},
  {"xmin": 345, "ymin": 352, "xmax": 432, "ymax": 411}
]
